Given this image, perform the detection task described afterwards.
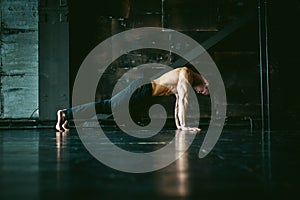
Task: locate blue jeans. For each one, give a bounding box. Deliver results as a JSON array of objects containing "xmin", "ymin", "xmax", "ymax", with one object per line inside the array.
[{"xmin": 64, "ymin": 78, "xmax": 153, "ymax": 120}]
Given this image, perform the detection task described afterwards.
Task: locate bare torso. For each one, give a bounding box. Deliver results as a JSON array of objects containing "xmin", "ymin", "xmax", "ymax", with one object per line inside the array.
[{"xmin": 151, "ymin": 67, "xmax": 193, "ymax": 96}]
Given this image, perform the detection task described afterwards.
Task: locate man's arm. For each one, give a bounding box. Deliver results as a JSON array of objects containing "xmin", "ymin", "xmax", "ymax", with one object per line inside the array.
[
  {"xmin": 176, "ymin": 77, "xmax": 188, "ymax": 128},
  {"xmin": 174, "ymin": 94, "xmax": 181, "ymax": 129},
  {"xmin": 175, "ymin": 70, "xmax": 201, "ymax": 132}
]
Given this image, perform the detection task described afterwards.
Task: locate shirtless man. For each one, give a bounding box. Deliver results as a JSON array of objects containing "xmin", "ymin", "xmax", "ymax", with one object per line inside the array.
[{"xmin": 56, "ymin": 67, "xmax": 209, "ymax": 132}]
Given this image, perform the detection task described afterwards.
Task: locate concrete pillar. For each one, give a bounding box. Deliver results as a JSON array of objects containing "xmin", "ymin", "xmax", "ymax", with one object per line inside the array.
[{"xmin": 38, "ymin": 0, "xmax": 69, "ymax": 121}]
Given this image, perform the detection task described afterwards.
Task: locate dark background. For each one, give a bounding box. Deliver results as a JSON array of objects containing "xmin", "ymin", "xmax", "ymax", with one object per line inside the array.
[{"xmin": 69, "ymin": 0, "xmax": 300, "ymax": 130}]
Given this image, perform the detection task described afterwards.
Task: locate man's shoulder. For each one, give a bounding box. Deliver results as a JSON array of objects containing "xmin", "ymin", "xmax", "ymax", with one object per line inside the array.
[
  {"xmin": 176, "ymin": 67, "xmax": 194, "ymax": 84},
  {"xmin": 177, "ymin": 67, "xmax": 193, "ymax": 77},
  {"xmin": 177, "ymin": 66, "xmax": 189, "ymax": 71},
  {"xmin": 177, "ymin": 66, "xmax": 193, "ymax": 74}
]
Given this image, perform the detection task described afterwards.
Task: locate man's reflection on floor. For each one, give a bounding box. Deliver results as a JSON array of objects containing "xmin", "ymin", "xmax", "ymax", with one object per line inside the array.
[
  {"xmin": 157, "ymin": 130, "xmax": 194, "ymax": 198},
  {"xmin": 55, "ymin": 131, "xmax": 69, "ymax": 186}
]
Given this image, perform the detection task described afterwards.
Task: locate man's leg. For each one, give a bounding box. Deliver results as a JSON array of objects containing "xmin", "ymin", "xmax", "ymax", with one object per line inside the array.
[
  {"xmin": 56, "ymin": 100, "xmax": 111, "ymax": 132},
  {"xmin": 55, "ymin": 78, "xmax": 152, "ymax": 131},
  {"xmin": 110, "ymin": 78, "xmax": 152, "ymax": 111}
]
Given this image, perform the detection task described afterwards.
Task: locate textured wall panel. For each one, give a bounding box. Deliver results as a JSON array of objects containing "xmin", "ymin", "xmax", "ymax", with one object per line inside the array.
[{"xmin": 0, "ymin": 0, "xmax": 38, "ymax": 118}]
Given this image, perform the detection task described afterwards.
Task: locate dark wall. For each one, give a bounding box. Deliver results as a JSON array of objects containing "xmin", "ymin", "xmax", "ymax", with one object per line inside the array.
[
  {"xmin": 210, "ymin": 20, "xmax": 260, "ymax": 118},
  {"xmin": 268, "ymin": 0, "xmax": 300, "ymax": 129}
]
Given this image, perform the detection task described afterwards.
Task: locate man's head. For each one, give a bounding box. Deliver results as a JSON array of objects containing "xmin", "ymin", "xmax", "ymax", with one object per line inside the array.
[{"xmin": 192, "ymin": 73, "xmax": 209, "ymax": 95}]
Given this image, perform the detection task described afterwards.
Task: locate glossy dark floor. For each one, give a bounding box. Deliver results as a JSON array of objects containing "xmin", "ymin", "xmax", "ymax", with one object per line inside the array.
[{"xmin": 0, "ymin": 127, "xmax": 299, "ymax": 200}]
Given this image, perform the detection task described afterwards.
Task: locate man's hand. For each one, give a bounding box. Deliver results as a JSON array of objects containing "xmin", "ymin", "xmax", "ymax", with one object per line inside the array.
[{"xmin": 178, "ymin": 126, "xmax": 201, "ymax": 132}]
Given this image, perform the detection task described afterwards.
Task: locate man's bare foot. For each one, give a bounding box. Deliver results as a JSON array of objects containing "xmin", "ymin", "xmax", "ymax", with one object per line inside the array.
[{"xmin": 56, "ymin": 109, "xmax": 69, "ymax": 132}]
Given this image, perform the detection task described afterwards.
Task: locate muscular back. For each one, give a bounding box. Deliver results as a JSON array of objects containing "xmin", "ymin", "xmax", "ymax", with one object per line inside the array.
[{"xmin": 151, "ymin": 67, "xmax": 194, "ymax": 96}]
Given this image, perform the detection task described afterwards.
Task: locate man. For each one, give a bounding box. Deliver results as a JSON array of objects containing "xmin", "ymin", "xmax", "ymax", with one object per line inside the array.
[{"xmin": 56, "ymin": 67, "xmax": 209, "ymax": 132}]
